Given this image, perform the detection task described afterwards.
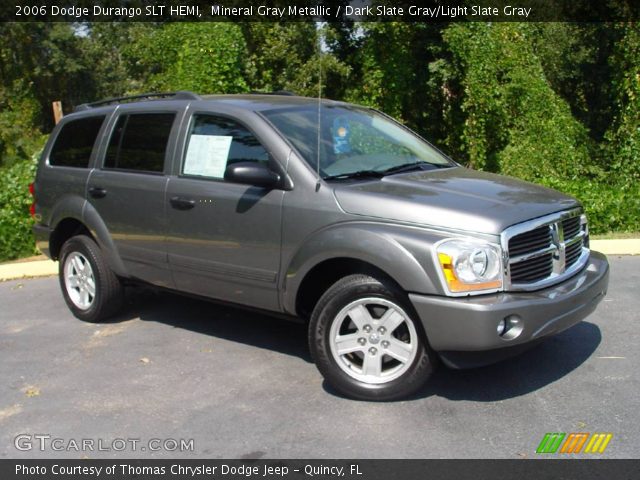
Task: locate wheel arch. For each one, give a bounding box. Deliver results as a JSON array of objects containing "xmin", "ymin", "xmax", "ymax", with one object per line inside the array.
[
  {"xmin": 283, "ymin": 223, "xmax": 441, "ymax": 318},
  {"xmin": 49, "ymin": 202, "xmax": 128, "ymax": 277},
  {"xmin": 50, "ymin": 217, "xmax": 92, "ymax": 260},
  {"xmin": 293, "ymin": 257, "xmax": 402, "ymax": 319}
]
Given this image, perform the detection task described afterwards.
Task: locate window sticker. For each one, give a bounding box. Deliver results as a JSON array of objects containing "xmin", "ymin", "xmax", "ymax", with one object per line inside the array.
[
  {"xmin": 183, "ymin": 134, "xmax": 233, "ymax": 178},
  {"xmin": 332, "ymin": 116, "xmax": 352, "ymax": 155}
]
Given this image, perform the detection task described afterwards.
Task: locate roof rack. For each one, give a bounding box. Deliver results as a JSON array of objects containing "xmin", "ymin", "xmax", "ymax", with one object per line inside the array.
[
  {"xmin": 249, "ymin": 90, "xmax": 298, "ymax": 96},
  {"xmin": 74, "ymin": 91, "xmax": 201, "ymax": 112}
]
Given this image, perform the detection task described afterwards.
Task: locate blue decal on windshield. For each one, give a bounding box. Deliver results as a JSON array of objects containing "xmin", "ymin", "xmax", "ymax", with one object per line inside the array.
[{"xmin": 332, "ymin": 117, "xmax": 352, "ymax": 155}]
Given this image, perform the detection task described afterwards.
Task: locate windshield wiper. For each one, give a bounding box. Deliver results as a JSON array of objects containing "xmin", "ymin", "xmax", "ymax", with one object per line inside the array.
[
  {"xmin": 323, "ymin": 170, "xmax": 385, "ymax": 181},
  {"xmin": 380, "ymin": 161, "xmax": 449, "ymax": 176},
  {"xmin": 323, "ymin": 162, "xmax": 451, "ymax": 181}
]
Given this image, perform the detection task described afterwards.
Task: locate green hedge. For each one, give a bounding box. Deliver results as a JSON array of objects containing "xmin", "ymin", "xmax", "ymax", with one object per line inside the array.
[
  {"xmin": 539, "ymin": 176, "xmax": 640, "ymax": 235},
  {"xmin": 0, "ymin": 156, "xmax": 38, "ymax": 261},
  {"xmin": 0, "ymin": 156, "xmax": 635, "ymax": 263}
]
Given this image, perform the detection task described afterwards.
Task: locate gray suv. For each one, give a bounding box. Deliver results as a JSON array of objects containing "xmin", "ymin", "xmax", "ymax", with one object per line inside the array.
[{"xmin": 32, "ymin": 91, "xmax": 609, "ymax": 400}]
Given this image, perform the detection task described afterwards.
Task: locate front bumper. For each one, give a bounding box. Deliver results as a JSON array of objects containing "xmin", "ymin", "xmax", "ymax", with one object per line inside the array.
[{"xmin": 409, "ymin": 251, "xmax": 609, "ymax": 368}]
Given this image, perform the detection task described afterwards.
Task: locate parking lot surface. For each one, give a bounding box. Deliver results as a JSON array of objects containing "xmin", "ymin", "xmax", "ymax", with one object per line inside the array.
[{"xmin": 1, "ymin": 256, "xmax": 638, "ymax": 459}]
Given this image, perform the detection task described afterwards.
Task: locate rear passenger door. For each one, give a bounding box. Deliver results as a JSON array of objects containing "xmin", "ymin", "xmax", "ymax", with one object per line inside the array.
[{"xmin": 87, "ymin": 107, "xmax": 183, "ymax": 287}]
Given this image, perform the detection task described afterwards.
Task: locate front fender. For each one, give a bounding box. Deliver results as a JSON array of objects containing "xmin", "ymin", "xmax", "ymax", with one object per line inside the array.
[{"xmin": 282, "ymin": 222, "xmax": 448, "ymax": 314}]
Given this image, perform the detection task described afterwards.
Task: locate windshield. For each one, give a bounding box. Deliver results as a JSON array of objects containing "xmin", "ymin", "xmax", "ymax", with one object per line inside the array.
[{"xmin": 261, "ymin": 105, "xmax": 453, "ymax": 179}]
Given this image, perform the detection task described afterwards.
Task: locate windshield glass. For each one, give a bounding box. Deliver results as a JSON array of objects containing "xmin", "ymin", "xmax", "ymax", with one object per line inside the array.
[{"xmin": 262, "ymin": 105, "xmax": 453, "ymax": 179}]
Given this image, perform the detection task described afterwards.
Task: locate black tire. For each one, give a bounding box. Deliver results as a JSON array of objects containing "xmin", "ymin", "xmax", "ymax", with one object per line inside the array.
[
  {"xmin": 58, "ymin": 235, "xmax": 124, "ymax": 323},
  {"xmin": 309, "ymin": 274, "xmax": 436, "ymax": 401}
]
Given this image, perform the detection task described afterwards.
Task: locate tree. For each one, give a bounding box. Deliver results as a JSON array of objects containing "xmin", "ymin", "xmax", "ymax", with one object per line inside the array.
[
  {"xmin": 532, "ymin": 23, "xmax": 619, "ymax": 142},
  {"xmin": 443, "ymin": 23, "xmax": 593, "ymax": 180},
  {"xmin": 345, "ymin": 23, "xmax": 447, "ymax": 137},
  {"xmin": 81, "ymin": 22, "xmax": 145, "ymax": 98},
  {"xmin": 0, "ymin": 23, "xmax": 88, "ymax": 165},
  {"xmin": 242, "ymin": 22, "xmax": 350, "ymax": 98},
  {"xmin": 606, "ymin": 22, "xmax": 640, "ymax": 180},
  {"xmin": 125, "ymin": 23, "xmax": 249, "ymax": 94}
]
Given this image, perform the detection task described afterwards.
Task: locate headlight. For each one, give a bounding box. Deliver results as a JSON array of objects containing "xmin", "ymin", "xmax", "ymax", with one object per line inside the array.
[{"xmin": 435, "ymin": 239, "xmax": 503, "ymax": 294}]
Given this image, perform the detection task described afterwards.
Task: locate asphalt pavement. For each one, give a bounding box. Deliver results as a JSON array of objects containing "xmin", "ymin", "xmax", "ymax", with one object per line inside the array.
[{"xmin": 1, "ymin": 256, "xmax": 638, "ymax": 459}]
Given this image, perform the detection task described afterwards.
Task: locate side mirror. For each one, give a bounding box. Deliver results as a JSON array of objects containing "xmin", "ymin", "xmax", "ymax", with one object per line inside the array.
[{"xmin": 224, "ymin": 162, "xmax": 281, "ymax": 189}]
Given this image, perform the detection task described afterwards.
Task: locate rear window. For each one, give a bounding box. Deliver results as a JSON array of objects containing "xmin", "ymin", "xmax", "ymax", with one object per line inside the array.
[
  {"xmin": 49, "ymin": 116, "xmax": 105, "ymax": 168},
  {"xmin": 104, "ymin": 113, "xmax": 175, "ymax": 173}
]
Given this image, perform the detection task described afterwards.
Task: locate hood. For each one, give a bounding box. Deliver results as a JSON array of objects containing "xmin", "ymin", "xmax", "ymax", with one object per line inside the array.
[{"xmin": 332, "ymin": 167, "xmax": 579, "ymax": 235}]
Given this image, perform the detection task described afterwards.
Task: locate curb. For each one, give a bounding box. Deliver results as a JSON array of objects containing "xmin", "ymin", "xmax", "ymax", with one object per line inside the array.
[
  {"xmin": 0, "ymin": 239, "xmax": 638, "ymax": 282},
  {"xmin": 0, "ymin": 260, "xmax": 58, "ymax": 282},
  {"xmin": 589, "ymin": 239, "xmax": 640, "ymax": 256}
]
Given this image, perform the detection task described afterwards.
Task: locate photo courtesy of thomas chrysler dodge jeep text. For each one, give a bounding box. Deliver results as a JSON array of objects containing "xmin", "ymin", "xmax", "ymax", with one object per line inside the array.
[{"xmin": 31, "ymin": 91, "xmax": 609, "ymax": 400}]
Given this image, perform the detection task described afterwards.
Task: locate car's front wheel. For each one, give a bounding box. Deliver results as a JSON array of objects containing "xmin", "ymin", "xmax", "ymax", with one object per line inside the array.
[
  {"xmin": 59, "ymin": 235, "xmax": 124, "ymax": 322},
  {"xmin": 309, "ymin": 274, "xmax": 436, "ymax": 401}
]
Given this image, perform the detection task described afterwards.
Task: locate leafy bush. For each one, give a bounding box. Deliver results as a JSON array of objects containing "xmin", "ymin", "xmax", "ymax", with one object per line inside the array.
[
  {"xmin": 0, "ymin": 21, "xmax": 638, "ymax": 262},
  {"xmin": 606, "ymin": 23, "xmax": 640, "ymax": 182},
  {"xmin": 440, "ymin": 23, "xmax": 640, "ymax": 235},
  {"xmin": 125, "ymin": 23, "xmax": 249, "ymax": 94},
  {"xmin": 0, "ymin": 155, "xmax": 39, "ymax": 261},
  {"xmin": 539, "ymin": 176, "xmax": 640, "ymax": 235},
  {"xmin": 443, "ymin": 23, "xmax": 594, "ymax": 180},
  {"xmin": 0, "ymin": 82, "xmax": 43, "ymax": 168}
]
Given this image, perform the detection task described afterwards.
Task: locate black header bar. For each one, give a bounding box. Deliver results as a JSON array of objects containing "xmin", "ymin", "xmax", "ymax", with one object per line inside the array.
[
  {"xmin": 3, "ymin": 1, "xmax": 640, "ymax": 22},
  {"xmin": 2, "ymin": 459, "xmax": 640, "ymax": 480}
]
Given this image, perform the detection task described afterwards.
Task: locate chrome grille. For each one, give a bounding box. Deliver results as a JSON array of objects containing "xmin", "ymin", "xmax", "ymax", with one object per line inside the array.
[
  {"xmin": 565, "ymin": 240, "xmax": 583, "ymax": 267},
  {"xmin": 501, "ymin": 209, "xmax": 589, "ymax": 291},
  {"xmin": 562, "ymin": 216, "xmax": 581, "ymax": 239},
  {"xmin": 509, "ymin": 226, "xmax": 552, "ymax": 257},
  {"xmin": 509, "ymin": 252, "xmax": 553, "ymax": 283}
]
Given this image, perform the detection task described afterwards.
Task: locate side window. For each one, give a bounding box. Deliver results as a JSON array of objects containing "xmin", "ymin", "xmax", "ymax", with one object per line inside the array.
[
  {"xmin": 49, "ymin": 116, "xmax": 105, "ymax": 168},
  {"xmin": 182, "ymin": 114, "xmax": 269, "ymax": 179},
  {"xmin": 104, "ymin": 113, "xmax": 175, "ymax": 173}
]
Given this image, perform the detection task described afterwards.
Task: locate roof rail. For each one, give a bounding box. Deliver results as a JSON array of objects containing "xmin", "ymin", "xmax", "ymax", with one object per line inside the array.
[
  {"xmin": 74, "ymin": 91, "xmax": 201, "ymax": 112},
  {"xmin": 249, "ymin": 90, "xmax": 298, "ymax": 96}
]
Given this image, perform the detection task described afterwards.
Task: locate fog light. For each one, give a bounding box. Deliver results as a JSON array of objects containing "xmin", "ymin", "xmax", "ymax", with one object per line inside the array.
[
  {"xmin": 499, "ymin": 314, "xmax": 523, "ymax": 341},
  {"xmin": 497, "ymin": 319, "xmax": 507, "ymax": 336}
]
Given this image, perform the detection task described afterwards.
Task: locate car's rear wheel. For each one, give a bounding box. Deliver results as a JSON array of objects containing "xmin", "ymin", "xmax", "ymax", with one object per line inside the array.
[
  {"xmin": 59, "ymin": 235, "xmax": 124, "ymax": 322},
  {"xmin": 309, "ymin": 274, "xmax": 436, "ymax": 401}
]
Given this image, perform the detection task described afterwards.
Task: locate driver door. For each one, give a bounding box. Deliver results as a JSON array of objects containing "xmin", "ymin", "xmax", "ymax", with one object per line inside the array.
[{"xmin": 165, "ymin": 113, "xmax": 284, "ymax": 311}]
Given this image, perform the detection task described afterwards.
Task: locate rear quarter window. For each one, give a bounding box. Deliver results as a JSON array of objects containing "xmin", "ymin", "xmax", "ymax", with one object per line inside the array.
[{"xmin": 49, "ymin": 116, "xmax": 105, "ymax": 168}]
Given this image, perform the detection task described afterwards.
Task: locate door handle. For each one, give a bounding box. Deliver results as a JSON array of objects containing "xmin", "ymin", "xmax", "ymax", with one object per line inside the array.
[
  {"xmin": 88, "ymin": 186, "xmax": 107, "ymax": 199},
  {"xmin": 170, "ymin": 196, "xmax": 196, "ymax": 210}
]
